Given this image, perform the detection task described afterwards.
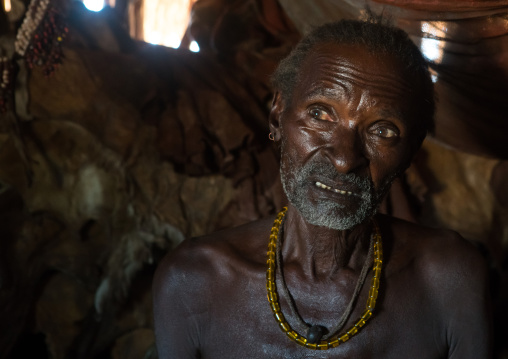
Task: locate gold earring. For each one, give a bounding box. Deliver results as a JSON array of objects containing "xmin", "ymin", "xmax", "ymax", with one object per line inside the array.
[{"xmin": 269, "ymin": 132, "xmax": 275, "ymax": 141}]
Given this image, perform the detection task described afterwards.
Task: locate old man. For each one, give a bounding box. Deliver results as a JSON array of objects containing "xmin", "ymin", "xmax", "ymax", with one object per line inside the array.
[{"xmin": 153, "ymin": 19, "xmax": 492, "ymax": 358}]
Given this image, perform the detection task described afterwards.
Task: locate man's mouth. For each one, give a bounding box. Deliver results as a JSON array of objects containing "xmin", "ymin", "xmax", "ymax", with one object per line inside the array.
[{"xmin": 314, "ymin": 181, "xmax": 361, "ymax": 197}]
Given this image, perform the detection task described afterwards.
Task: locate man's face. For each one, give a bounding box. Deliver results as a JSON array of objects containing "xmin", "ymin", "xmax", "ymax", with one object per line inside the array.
[{"xmin": 276, "ymin": 43, "xmax": 419, "ymax": 230}]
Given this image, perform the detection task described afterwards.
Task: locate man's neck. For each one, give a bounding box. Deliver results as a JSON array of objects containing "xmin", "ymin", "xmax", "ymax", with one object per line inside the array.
[{"xmin": 281, "ymin": 205, "xmax": 373, "ymax": 280}]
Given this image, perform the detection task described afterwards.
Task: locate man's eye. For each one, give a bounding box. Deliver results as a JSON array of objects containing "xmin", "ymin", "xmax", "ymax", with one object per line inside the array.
[
  {"xmin": 309, "ymin": 108, "xmax": 333, "ymax": 122},
  {"xmin": 372, "ymin": 126, "xmax": 399, "ymax": 138},
  {"xmin": 370, "ymin": 123, "xmax": 399, "ymax": 138}
]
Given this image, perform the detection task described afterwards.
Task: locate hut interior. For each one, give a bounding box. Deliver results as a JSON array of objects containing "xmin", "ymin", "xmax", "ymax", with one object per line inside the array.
[{"xmin": 0, "ymin": 0, "xmax": 507, "ymax": 358}]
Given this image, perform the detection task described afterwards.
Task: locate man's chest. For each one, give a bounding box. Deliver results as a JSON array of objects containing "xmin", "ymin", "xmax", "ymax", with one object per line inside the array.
[{"xmin": 197, "ymin": 271, "xmax": 447, "ymax": 359}]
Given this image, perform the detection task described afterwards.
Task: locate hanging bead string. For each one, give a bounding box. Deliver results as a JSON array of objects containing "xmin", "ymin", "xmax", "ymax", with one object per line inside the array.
[
  {"xmin": 15, "ymin": 0, "xmax": 51, "ymax": 56},
  {"xmin": 15, "ymin": 0, "xmax": 68, "ymax": 76},
  {"xmin": 266, "ymin": 207, "xmax": 383, "ymax": 350},
  {"xmin": 275, "ymin": 215, "xmax": 374, "ymax": 341},
  {"xmin": 0, "ymin": 0, "xmax": 67, "ymax": 186}
]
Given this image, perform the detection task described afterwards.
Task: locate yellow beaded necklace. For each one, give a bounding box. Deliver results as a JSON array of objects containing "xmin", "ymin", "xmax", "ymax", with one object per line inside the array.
[{"xmin": 266, "ymin": 207, "xmax": 383, "ymax": 350}]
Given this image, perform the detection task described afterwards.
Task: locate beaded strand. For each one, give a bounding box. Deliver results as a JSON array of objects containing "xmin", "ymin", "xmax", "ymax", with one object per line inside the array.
[
  {"xmin": 15, "ymin": 0, "xmax": 51, "ymax": 56},
  {"xmin": 15, "ymin": 0, "xmax": 68, "ymax": 76},
  {"xmin": 266, "ymin": 207, "xmax": 383, "ymax": 350}
]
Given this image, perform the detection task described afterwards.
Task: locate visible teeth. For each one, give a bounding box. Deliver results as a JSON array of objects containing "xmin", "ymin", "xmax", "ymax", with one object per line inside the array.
[
  {"xmin": 315, "ymin": 182, "xmax": 354, "ymax": 196},
  {"xmin": 315, "ymin": 181, "xmax": 331, "ymax": 190}
]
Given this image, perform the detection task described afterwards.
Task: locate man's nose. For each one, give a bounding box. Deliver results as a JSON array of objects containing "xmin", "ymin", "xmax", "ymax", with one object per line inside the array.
[{"xmin": 323, "ymin": 128, "xmax": 368, "ymax": 174}]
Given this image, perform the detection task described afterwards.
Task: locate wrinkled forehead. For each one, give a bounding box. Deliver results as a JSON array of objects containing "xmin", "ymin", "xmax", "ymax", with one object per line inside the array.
[{"xmin": 295, "ymin": 42, "xmax": 415, "ymax": 103}]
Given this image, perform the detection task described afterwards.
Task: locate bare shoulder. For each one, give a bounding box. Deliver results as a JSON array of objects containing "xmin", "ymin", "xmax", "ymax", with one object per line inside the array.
[
  {"xmin": 153, "ymin": 216, "xmax": 275, "ymax": 298},
  {"xmin": 379, "ymin": 214, "xmax": 489, "ymax": 279},
  {"xmin": 152, "ymin": 217, "xmax": 276, "ymax": 357},
  {"xmin": 380, "ymin": 214, "xmax": 491, "ymax": 327},
  {"xmin": 378, "ymin": 215, "xmax": 492, "ymax": 357}
]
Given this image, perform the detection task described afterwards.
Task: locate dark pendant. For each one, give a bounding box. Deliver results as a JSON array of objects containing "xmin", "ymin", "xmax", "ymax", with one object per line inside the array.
[{"xmin": 307, "ymin": 325, "xmax": 325, "ymax": 344}]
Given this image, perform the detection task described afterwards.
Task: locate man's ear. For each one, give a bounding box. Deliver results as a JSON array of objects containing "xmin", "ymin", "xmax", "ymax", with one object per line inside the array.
[{"xmin": 268, "ymin": 92, "xmax": 284, "ymax": 142}]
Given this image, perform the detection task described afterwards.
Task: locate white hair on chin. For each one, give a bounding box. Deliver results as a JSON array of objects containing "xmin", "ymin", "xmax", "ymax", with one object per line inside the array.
[{"xmin": 280, "ymin": 148, "xmax": 399, "ymax": 231}]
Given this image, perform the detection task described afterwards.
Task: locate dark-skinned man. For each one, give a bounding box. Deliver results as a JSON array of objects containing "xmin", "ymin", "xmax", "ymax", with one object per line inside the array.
[{"xmin": 153, "ymin": 19, "xmax": 492, "ymax": 358}]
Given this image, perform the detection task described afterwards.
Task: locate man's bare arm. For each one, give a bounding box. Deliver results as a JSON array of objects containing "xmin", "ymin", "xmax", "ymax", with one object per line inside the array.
[
  {"xmin": 153, "ymin": 241, "xmax": 204, "ymax": 359},
  {"xmin": 426, "ymin": 233, "xmax": 493, "ymax": 359}
]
